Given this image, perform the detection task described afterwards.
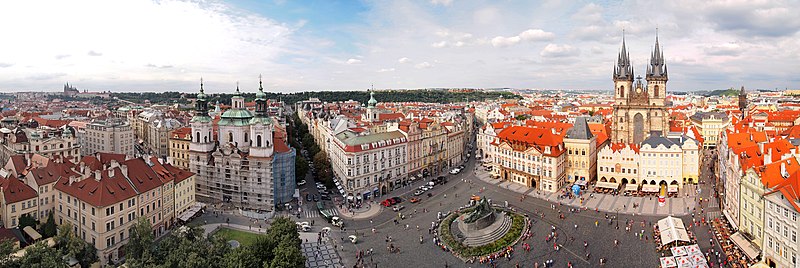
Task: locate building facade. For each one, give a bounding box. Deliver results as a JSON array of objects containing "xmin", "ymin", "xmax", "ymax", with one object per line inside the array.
[
  {"xmin": 0, "ymin": 126, "xmax": 80, "ymax": 165},
  {"xmin": 689, "ymin": 111, "xmax": 730, "ymax": 149},
  {"xmin": 491, "ymin": 126, "xmax": 566, "ymax": 192},
  {"xmin": 611, "ymin": 34, "xmax": 669, "ymax": 144},
  {"xmin": 82, "ymin": 119, "xmax": 135, "ymax": 157},
  {"xmin": 330, "ymin": 130, "xmax": 407, "ymax": 199},
  {"xmin": 190, "ymin": 80, "xmax": 291, "ymax": 212},
  {"xmin": 168, "ymin": 127, "xmax": 192, "ymax": 170},
  {"xmin": 564, "ymin": 117, "xmax": 597, "ymax": 184}
]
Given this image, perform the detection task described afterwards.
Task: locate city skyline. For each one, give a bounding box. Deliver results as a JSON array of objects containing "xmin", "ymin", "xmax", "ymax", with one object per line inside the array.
[{"xmin": 0, "ymin": 0, "xmax": 798, "ymax": 93}]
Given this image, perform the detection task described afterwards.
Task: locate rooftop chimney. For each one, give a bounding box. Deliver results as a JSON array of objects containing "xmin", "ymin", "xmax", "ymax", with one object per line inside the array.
[
  {"xmin": 782, "ymin": 162, "xmax": 789, "ymax": 178},
  {"xmin": 120, "ymin": 165, "xmax": 128, "ymax": 178},
  {"xmin": 765, "ymin": 148, "xmax": 773, "ymax": 165},
  {"xmin": 758, "ymin": 142, "xmax": 764, "ymax": 153},
  {"xmin": 94, "ymin": 170, "xmax": 101, "ymax": 181},
  {"xmin": 108, "ymin": 168, "xmax": 115, "ymax": 178}
]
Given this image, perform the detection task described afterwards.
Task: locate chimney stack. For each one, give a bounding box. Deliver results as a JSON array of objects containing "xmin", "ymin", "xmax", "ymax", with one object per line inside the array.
[
  {"xmin": 108, "ymin": 168, "xmax": 115, "ymax": 177},
  {"xmin": 120, "ymin": 165, "xmax": 128, "ymax": 178},
  {"xmin": 94, "ymin": 170, "xmax": 101, "ymax": 181},
  {"xmin": 758, "ymin": 142, "xmax": 764, "ymax": 153},
  {"xmin": 782, "ymin": 162, "xmax": 788, "ymax": 178},
  {"xmin": 765, "ymin": 148, "xmax": 773, "ymax": 165}
]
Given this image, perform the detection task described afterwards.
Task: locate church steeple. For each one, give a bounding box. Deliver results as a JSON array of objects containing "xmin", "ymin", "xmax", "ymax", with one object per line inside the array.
[
  {"xmin": 739, "ymin": 86, "xmax": 747, "ymax": 119},
  {"xmin": 194, "ymin": 78, "xmax": 209, "ymax": 117},
  {"xmin": 613, "ymin": 31, "xmax": 634, "ymax": 82},
  {"xmin": 255, "ymin": 74, "xmax": 268, "ymax": 117},
  {"xmin": 646, "ymin": 29, "xmax": 668, "ymax": 80}
]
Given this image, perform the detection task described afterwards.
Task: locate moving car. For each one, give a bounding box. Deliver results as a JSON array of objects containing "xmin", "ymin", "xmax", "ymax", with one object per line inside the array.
[
  {"xmin": 449, "ymin": 168, "xmax": 461, "ymax": 175},
  {"xmin": 409, "ymin": 198, "xmax": 421, "ymax": 203},
  {"xmin": 392, "ymin": 205, "xmax": 405, "ymax": 212},
  {"xmin": 391, "ymin": 197, "xmax": 402, "ymax": 204},
  {"xmin": 413, "ymin": 190, "xmax": 425, "ymax": 196}
]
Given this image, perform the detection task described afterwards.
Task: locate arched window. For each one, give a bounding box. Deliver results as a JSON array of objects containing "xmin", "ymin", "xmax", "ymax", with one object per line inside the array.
[
  {"xmin": 620, "ymin": 86, "xmax": 625, "ymax": 97},
  {"xmin": 257, "ymin": 135, "xmax": 262, "ymax": 147},
  {"xmin": 196, "ymin": 132, "xmax": 200, "ymax": 142},
  {"xmin": 228, "ymin": 132, "xmax": 233, "ymax": 143},
  {"xmin": 244, "ymin": 133, "xmax": 249, "ymax": 143},
  {"xmin": 654, "ymin": 85, "xmax": 659, "ymax": 97},
  {"xmin": 60, "ymin": 144, "xmax": 64, "ymax": 149}
]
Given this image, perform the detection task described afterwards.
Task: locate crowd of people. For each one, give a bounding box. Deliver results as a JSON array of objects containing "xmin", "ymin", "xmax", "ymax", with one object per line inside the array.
[{"xmin": 711, "ymin": 218, "xmax": 756, "ymax": 268}]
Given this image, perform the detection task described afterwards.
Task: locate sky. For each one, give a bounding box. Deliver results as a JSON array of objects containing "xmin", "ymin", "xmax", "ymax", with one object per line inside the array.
[{"xmin": 0, "ymin": 0, "xmax": 798, "ymax": 93}]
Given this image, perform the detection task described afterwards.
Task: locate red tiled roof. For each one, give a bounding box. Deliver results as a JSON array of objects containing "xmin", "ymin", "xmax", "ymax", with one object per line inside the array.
[
  {"xmin": 494, "ymin": 126, "xmax": 564, "ymax": 157},
  {"xmin": 1, "ymin": 176, "xmax": 38, "ymax": 203},
  {"xmin": 274, "ymin": 136, "xmax": 292, "ymax": 153},
  {"xmin": 54, "ymin": 167, "xmax": 138, "ymax": 207},
  {"xmin": 608, "ymin": 142, "xmax": 640, "ymax": 153},
  {"xmin": 378, "ymin": 113, "xmax": 404, "ymax": 121},
  {"xmin": 98, "ymin": 152, "xmax": 126, "ymax": 165},
  {"xmin": 765, "ymin": 162, "xmax": 800, "ymax": 212},
  {"xmin": 123, "ymin": 158, "xmax": 167, "ymax": 193}
]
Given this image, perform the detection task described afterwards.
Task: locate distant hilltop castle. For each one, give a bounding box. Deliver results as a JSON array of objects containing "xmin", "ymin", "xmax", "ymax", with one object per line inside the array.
[
  {"xmin": 63, "ymin": 82, "xmax": 79, "ymax": 95},
  {"xmin": 61, "ymin": 82, "xmax": 111, "ymax": 99}
]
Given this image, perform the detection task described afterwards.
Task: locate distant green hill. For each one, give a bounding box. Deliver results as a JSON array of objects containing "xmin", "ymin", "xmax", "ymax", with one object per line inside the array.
[
  {"xmin": 705, "ymin": 88, "xmax": 740, "ymax": 97},
  {"xmin": 113, "ymin": 89, "xmax": 521, "ymax": 105}
]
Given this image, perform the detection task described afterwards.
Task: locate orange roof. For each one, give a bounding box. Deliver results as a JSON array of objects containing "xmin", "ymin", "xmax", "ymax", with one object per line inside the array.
[
  {"xmin": 494, "ymin": 126, "xmax": 564, "ymax": 157},
  {"xmin": 764, "ymin": 161, "xmax": 800, "ymax": 212},
  {"xmin": 0, "ymin": 175, "xmax": 38, "ymax": 204},
  {"xmin": 608, "ymin": 142, "xmax": 640, "ymax": 153},
  {"xmin": 588, "ymin": 123, "xmax": 609, "ymax": 147},
  {"xmin": 764, "ymin": 139, "xmax": 796, "ymax": 163}
]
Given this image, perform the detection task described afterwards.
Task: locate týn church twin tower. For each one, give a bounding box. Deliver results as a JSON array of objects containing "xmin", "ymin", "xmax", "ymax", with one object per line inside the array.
[{"xmin": 611, "ymin": 32, "xmax": 669, "ymax": 145}]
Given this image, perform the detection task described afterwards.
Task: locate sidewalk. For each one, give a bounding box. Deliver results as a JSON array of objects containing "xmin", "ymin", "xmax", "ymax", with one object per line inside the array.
[
  {"xmin": 336, "ymin": 202, "xmax": 383, "ymax": 220},
  {"xmin": 200, "ymin": 223, "xmax": 268, "ymax": 237},
  {"xmin": 474, "ymin": 168, "xmax": 696, "ymax": 216}
]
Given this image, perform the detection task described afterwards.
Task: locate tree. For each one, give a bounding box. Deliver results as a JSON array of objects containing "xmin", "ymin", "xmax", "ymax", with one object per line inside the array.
[
  {"xmin": 312, "ymin": 151, "xmax": 332, "ymax": 184},
  {"xmin": 17, "ymin": 241, "xmax": 68, "ymax": 268},
  {"xmin": 53, "ymin": 222, "xmax": 97, "ymax": 267},
  {"xmin": 267, "ymin": 242, "xmax": 305, "ymax": 268},
  {"xmin": 222, "ymin": 247, "xmax": 260, "ymax": 268},
  {"xmin": 295, "ymin": 156, "xmax": 309, "ymax": 181},
  {"xmin": 42, "ymin": 211, "xmax": 57, "ymax": 238},
  {"xmin": 18, "ymin": 214, "xmax": 38, "ymax": 231},
  {"xmin": 126, "ymin": 218, "xmax": 154, "ymax": 263},
  {"xmin": 0, "ymin": 238, "xmax": 16, "ymax": 265}
]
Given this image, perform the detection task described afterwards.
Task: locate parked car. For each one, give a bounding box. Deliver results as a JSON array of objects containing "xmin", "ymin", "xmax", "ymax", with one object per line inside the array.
[
  {"xmin": 381, "ymin": 200, "xmax": 392, "ymax": 207},
  {"xmin": 449, "ymin": 168, "xmax": 461, "ymax": 175},
  {"xmin": 320, "ymin": 194, "xmax": 331, "ymax": 200},
  {"xmin": 305, "ymin": 194, "xmax": 312, "ymax": 202},
  {"xmin": 392, "ymin": 205, "xmax": 405, "ymax": 212},
  {"xmin": 391, "ymin": 197, "xmax": 402, "ymax": 204},
  {"xmin": 410, "ymin": 198, "xmax": 421, "ymax": 203},
  {"xmin": 312, "ymin": 195, "xmax": 319, "ymax": 202},
  {"xmin": 414, "ymin": 190, "xmax": 425, "ymax": 196}
]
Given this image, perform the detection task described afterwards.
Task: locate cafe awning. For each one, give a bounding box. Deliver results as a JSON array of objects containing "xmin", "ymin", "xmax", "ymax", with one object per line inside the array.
[
  {"xmin": 642, "ymin": 184, "xmax": 660, "ymax": 192},
  {"xmin": 660, "ymin": 256, "xmax": 677, "ymax": 268},
  {"xmin": 23, "ymin": 226, "xmax": 41, "ymax": 241},
  {"xmin": 573, "ymin": 180, "xmax": 588, "ymax": 187},
  {"xmin": 668, "ymin": 185, "xmax": 679, "ymax": 193},
  {"xmin": 595, "ymin": 181, "xmax": 619, "ymax": 189},
  {"xmin": 624, "ymin": 184, "xmax": 639, "ymax": 192},
  {"xmin": 730, "ymin": 232, "xmax": 761, "ymax": 260},
  {"xmin": 658, "ymin": 216, "xmax": 690, "ymax": 246}
]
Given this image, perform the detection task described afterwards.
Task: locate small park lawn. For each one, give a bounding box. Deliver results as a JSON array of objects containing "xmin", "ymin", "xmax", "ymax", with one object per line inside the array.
[{"xmin": 213, "ymin": 227, "xmax": 261, "ymax": 247}]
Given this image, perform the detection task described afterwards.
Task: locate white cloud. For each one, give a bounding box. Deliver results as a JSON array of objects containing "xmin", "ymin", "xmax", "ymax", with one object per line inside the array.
[
  {"xmin": 415, "ymin": 62, "xmax": 432, "ymax": 69},
  {"xmin": 705, "ymin": 43, "xmax": 744, "ymax": 56},
  {"xmin": 430, "ymin": 0, "xmax": 453, "ymax": 6},
  {"xmin": 346, "ymin": 58, "xmax": 362, "ymax": 64},
  {"xmin": 398, "ymin": 57, "xmax": 411, "ymax": 64},
  {"xmin": 518, "ymin": 29, "xmax": 556, "ymax": 42},
  {"xmin": 492, "ymin": 29, "xmax": 554, "ymax": 47},
  {"xmin": 431, "ymin": 41, "xmax": 448, "ymax": 48},
  {"xmin": 491, "ymin": 36, "xmax": 522, "ymax": 47},
  {"xmin": 377, "ymin": 68, "xmax": 395, "ymax": 73},
  {"xmin": 540, "ymin": 44, "xmax": 579, "ymax": 58}
]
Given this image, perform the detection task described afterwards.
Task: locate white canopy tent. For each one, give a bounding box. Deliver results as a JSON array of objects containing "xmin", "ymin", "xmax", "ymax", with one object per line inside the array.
[
  {"xmin": 624, "ymin": 184, "xmax": 639, "ymax": 192},
  {"xmin": 595, "ymin": 181, "xmax": 619, "ymax": 189},
  {"xmin": 658, "ymin": 216, "xmax": 690, "ymax": 246},
  {"xmin": 730, "ymin": 232, "xmax": 761, "ymax": 260},
  {"xmin": 642, "ymin": 184, "xmax": 660, "ymax": 192}
]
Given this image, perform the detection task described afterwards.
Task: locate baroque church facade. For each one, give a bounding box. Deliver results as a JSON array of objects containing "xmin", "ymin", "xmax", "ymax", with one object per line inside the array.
[
  {"xmin": 189, "ymin": 79, "xmax": 296, "ymax": 213},
  {"xmin": 611, "ymin": 34, "xmax": 670, "ymax": 145}
]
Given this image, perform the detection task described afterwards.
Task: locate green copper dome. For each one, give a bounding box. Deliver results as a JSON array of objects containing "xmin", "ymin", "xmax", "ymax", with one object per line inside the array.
[
  {"xmin": 367, "ymin": 91, "xmax": 377, "ymax": 108},
  {"xmin": 220, "ymin": 109, "xmax": 253, "ymax": 119}
]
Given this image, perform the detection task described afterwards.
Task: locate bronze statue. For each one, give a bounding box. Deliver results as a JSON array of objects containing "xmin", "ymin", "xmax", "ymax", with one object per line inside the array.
[{"xmin": 463, "ymin": 197, "xmax": 493, "ymax": 224}]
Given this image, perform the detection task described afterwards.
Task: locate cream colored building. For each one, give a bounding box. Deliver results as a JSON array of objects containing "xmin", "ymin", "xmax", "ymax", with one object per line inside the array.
[
  {"xmin": 639, "ymin": 133, "xmax": 700, "ymax": 187},
  {"xmin": 0, "ymin": 174, "xmax": 39, "ymax": 228},
  {"xmin": 168, "ymin": 127, "xmax": 192, "ymax": 170},
  {"xmin": 597, "ymin": 143, "xmax": 641, "ymax": 186},
  {"xmin": 173, "ymin": 170, "xmax": 195, "ymax": 215},
  {"xmin": 689, "ymin": 111, "xmax": 730, "ymax": 149},
  {"xmin": 490, "ymin": 126, "xmax": 566, "ymax": 192},
  {"xmin": 762, "ymin": 179, "xmax": 800, "ymax": 268},
  {"xmin": 330, "ymin": 130, "xmax": 407, "ymax": 198},
  {"xmin": 83, "ymin": 119, "xmax": 135, "ymax": 157},
  {"xmin": 564, "ymin": 117, "xmax": 597, "ymax": 184},
  {"xmin": 0, "ymin": 126, "xmax": 80, "ymax": 166}
]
